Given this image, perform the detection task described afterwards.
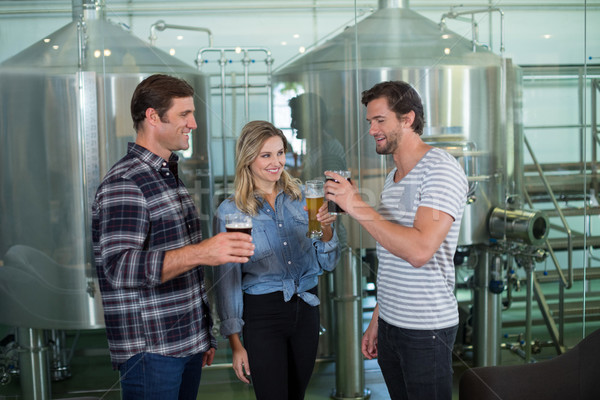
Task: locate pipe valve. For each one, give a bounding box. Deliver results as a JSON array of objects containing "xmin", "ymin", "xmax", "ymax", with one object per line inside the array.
[{"xmin": 488, "ymin": 207, "xmax": 549, "ymax": 246}]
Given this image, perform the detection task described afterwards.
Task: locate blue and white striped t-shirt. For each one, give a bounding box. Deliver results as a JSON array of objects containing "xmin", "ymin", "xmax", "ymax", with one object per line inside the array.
[{"xmin": 376, "ymin": 147, "xmax": 468, "ymax": 330}]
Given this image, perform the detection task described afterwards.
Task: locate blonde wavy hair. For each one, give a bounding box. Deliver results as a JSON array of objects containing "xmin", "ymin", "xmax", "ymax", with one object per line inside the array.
[{"xmin": 234, "ymin": 120, "xmax": 302, "ymax": 215}]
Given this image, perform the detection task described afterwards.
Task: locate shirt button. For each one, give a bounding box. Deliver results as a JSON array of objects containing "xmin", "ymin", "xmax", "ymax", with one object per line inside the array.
[
  {"xmin": 288, "ymin": 261, "xmax": 292, "ymax": 265},
  {"xmin": 162, "ymin": 162, "xmax": 167, "ymax": 167},
  {"xmin": 283, "ymin": 242, "xmax": 287, "ymax": 245},
  {"xmin": 267, "ymin": 209, "xmax": 270, "ymax": 212},
  {"xmin": 166, "ymin": 172, "xmax": 170, "ymax": 176},
  {"xmin": 279, "ymin": 223, "xmax": 283, "ymax": 227}
]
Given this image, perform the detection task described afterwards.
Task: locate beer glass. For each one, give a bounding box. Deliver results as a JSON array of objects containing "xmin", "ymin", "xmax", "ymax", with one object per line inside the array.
[
  {"xmin": 326, "ymin": 170, "xmax": 351, "ymax": 215},
  {"xmin": 225, "ymin": 213, "xmax": 253, "ymax": 235},
  {"xmin": 305, "ymin": 180, "xmax": 324, "ymax": 239}
]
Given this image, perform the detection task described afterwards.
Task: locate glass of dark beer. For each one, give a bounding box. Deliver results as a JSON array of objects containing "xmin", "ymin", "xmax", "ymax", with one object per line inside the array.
[
  {"xmin": 326, "ymin": 170, "xmax": 351, "ymax": 215},
  {"xmin": 225, "ymin": 213, "xmax": 252, "ymax": 235},
  {"xmin": 305, "ymin": 180, "xmax": 324, "ymax": 239}
]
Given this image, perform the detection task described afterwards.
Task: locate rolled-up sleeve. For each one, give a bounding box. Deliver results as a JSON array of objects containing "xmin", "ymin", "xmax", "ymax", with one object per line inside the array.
[
  {"xmin": 213, "ymin": 262, "xmax": 245, "ymax": 337},
  {"xmin": 313, "ymin": 226, "xmax": 340, "ymax": 272},
  {"xmin": 212, "ymin": 207, "xmax": 245, "ymax": 337}
]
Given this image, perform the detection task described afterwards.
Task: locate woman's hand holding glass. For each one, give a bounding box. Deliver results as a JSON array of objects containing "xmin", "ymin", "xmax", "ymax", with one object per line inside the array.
[
  {"xmin": 317, "ymin": 201, "xmax": 337, "ymax": 242},
  {"xmin": 304, "ymin": 201, "xmax": 336, "ymax": 241}
]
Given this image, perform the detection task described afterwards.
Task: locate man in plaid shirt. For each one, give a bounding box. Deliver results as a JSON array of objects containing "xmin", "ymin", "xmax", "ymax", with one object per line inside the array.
[{"xmin": 92, "ymin": 74, "xmax": 255, "ymax": 399}]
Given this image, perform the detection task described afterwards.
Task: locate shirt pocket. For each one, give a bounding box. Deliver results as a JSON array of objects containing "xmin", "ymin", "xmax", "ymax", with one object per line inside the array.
[
  {"xmin": 290, "ymin": 214, "xmax": 314, "ymax": 252},
  {"xmin": 151, "ymin": 212, "xmax": 187, "ymax": 249},
  {"xmin": 248, "ymin": 225, "xmax": 274, "ymax": 263}
]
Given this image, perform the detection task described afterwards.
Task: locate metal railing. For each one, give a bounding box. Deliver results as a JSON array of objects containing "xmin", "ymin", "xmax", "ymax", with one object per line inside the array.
[{"xmin": 520, "ymin": 69, "xmax": 600, "ymax": 352}]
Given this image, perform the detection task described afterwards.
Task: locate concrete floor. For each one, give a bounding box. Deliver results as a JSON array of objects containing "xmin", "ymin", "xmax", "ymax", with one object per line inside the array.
[
  {"xmin": 0, "ymin": 327, "xmax": 445, "ymax": 400},
  {"xmin": 1, "ymin": 293, "xmax": 599, "ymax": 400}
]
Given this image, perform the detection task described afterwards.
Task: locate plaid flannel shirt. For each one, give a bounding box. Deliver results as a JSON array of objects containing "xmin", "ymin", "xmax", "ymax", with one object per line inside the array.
[{"xmin": 92, "ymin": 143, "xmax": 216, "ymax": 369}]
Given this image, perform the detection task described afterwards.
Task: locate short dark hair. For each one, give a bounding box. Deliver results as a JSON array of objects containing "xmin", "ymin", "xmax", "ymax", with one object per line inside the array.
[
  {"xmin": 130, "ymin": 74, "xmax": 194, "ymax": 132},
  {"xmin": 361, "ymin": 81, "xmax": 425, "ymax": 135},
  {"xmin": 288, "ymin": 92, "xmax": 328, "ymax": 128}
]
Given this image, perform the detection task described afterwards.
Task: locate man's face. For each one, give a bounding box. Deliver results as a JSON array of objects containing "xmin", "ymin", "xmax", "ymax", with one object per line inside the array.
[
  {"xmin": 290, "ymin": 106, "xmax": 307, "ymax": 140},
  {"xmin": 156, "ymin": 96, "xmax": 197, "ymax": 155},
  {"xmin": 365, "ymin": 97, "xmax": 403, "ymax": 155}
]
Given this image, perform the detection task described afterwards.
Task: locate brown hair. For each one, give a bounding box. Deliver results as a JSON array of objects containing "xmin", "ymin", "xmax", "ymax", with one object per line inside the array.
[
  {"xmin": 130, "ymin": 74, "xmax": 194, "ymax": 132},
  {"xmin": 361, "ymin": 81, "xmax": 425, "ymax": 135}
]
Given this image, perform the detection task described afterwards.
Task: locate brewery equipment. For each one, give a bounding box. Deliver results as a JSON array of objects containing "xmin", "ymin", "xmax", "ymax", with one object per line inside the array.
[
  {"xmin": 0, "ymin": 1, "xmax": 211, "ymax": 397},
  {"xmin": 273, "ymin": 1, "xmax": 549, "ymax": 396}
]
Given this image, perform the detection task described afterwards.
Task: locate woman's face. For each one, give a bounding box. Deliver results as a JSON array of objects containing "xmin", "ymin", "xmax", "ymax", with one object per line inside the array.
[{"xmin": 250, "ymin": 135, "xmax": 286, "ymax": 191}]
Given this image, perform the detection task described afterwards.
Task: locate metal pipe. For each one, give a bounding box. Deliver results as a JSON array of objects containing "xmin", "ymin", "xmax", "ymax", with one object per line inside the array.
[
  {"xmin": 48, "ymin": 330, "xmax": 71, "ymax": 381},
  {"xmin": 148, "ymin": 20, "xmax": 213, "ymax": 47},
  {"xmin": 439, "ymin": 7, "xmax": 505, "ymax": 55},
  {"xmin": 524, "ymin": 135, "xmax": 573, "ymax": 289},
  {"xmin": 473, "ymin": 247, "xmax": 502, "ymax": 366},
  {"xmin": 17, "ymin": 328, "xmax": 51, "ymax": 400},
  {"xmin": 488, "ymin": 207, "xmax": 549, "ymax": 246},
  {"xmin": 332, "ymin": 248, "xmax": 369, "ymax": 399},
  {"xmin": 218, "ymin": 50, "xmax": 228, "ymax": 191},
  {"xmin": 592, "ymin": 79, "xmax": 599, "ymax": 199},
  {"xmin": 264, "ymin": 52, "xmax": 274, "ymax": 122},
  {"xmin": 242, "ymin": 50, "xmax": 251, "ymax": 121},
  {"xmin": 559, "ymin": 283, "xmax": 565, "ymax": 348},
  {"xmin": 532, "ymin": 278, "xmax": 565, "ymax": 354},
  {"xmin": 195, "ymin": 47, "xmax": 274, "ymax": 191},
  {"xmin": 525, "ymin": 262, "xmax": 534, "ymax": 362}
]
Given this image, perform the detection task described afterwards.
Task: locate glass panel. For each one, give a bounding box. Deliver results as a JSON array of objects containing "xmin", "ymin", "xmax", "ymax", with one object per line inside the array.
[{"xmin": 0, "ymin": 1, "xmax": 598, "ymax": 397}]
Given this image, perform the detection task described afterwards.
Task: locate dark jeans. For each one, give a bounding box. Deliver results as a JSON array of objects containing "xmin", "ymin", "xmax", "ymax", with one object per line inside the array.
[
  {"xmin": 242, "ymin": 288, "xmax": 320, "ymax": 400},
  {"xmin": 377, "ymin": 318, "xmax": 458, "ymax": 400},
  {"xmin": 118, "ymin": 352, "xmax": 205, "ymax": 400}
]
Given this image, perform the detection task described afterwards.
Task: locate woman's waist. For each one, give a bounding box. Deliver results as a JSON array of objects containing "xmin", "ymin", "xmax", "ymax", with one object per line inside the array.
[
  {"xmin": 242, "ymin": 276, "xmax": 319, "ymax": 295},
  {"xmin": 243, "ymin": 284, "xmax": 318, "ymax": 299}
]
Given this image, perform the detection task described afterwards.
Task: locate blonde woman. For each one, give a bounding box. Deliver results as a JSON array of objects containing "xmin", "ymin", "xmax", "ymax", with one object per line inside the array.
[{"xmin": 214, "ymin": 120, "xmax": 339, "ymax": 399}]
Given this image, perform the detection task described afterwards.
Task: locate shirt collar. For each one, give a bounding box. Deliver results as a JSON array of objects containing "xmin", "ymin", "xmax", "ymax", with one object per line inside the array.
[{"xmin": 127, "ymin": 142, "xmax": 179, "ymax": 171}]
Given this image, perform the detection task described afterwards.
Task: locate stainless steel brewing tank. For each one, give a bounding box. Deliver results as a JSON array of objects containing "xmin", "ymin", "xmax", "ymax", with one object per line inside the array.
[
  {"xmin": 273, "ymin": 6, "xmax": 522, "ymax": 248},
  {"xmin": 0, "ymin": 18, "xmax": 211, "ymax": 330}
]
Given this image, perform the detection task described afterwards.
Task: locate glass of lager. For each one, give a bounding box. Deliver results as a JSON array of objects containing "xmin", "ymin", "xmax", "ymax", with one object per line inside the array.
[
  {"xmin": 225, "ymin": 213, "xmax": 253, "ymax": 235},
  {"xmin": 305, "ymin": 180, "xmax": 324, "ymax": 239},
  {"xmin": 326, "ymin": 170, "xmax": 351, "ymax": 215}
]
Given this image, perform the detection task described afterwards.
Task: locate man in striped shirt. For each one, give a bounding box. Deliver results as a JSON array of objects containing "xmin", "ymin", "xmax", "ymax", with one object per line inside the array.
[
  {"xmin": 324, "ymin": 81, "xmax": 468, "ymax": 400},
  {"xmin": 92, "ymin": 74, "xmax": 255, "ymax": 398}
]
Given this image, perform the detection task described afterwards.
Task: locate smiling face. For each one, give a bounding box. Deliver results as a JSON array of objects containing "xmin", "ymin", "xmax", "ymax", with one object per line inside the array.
[
  {"xmin": 250, "ymin": 135, "xmax": 286, "ymax": 192},
  {"xmin": 366, "ymin": 97, "xmax": 405, "ymax": 155},
  {"xmin": 154, "ymin": 96, "xmax": 197, "ymax": 159}
]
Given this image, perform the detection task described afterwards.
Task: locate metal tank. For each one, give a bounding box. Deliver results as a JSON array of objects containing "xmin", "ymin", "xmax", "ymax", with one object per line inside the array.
[
  {"xmin": 275, "ymin": 1, "xmax": 523, "ymax": 249},
  {"xmin": 273, "ymin": 0, "xmax": 548, "ymax": 393},
  {"xmin": 0, "ymin": 0, "xmax": 211, "ymax": 397}
]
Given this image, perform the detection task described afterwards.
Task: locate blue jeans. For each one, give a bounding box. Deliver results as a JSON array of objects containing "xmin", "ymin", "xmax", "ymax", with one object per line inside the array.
[
  {"xmin": 377, "ymin": 319, "xmax": 458, "ymax": 400},
  {"xmin": 118, "ymin": 352, "xmax": 205, "ymax": 400}
]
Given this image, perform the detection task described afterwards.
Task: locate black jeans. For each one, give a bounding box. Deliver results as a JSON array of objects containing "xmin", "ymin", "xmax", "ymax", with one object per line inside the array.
[
  {"xmin": 242, "ymin": 288, "xmax": 319, "ymax": 400},
  {"xmin": 377, "ymin": 318, "xmax": 458, "ymax": 400}
]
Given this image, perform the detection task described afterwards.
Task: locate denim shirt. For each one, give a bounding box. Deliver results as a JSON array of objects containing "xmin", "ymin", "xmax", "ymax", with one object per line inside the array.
[{"xmin": 213, "ymin": 189, "xmax": 340, "ymax": 337}]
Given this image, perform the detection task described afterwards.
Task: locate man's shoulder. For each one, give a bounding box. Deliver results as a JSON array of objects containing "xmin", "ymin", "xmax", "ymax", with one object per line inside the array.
[
  {"xmin": 102, "ymin": 153, "xmax": 153, "ymax": 184},
  {"xmin": 95, "ymin": 155, "xmax": 157, "ymax": 201},
  {"xmin": 425, "ymin": 148, "xmax": 465, "ymax": 173}
]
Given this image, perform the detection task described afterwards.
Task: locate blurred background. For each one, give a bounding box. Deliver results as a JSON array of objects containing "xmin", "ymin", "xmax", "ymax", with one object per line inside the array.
[{"xmin": 0, "ymin": 0, "xmax": 599, "ymax": 399}]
